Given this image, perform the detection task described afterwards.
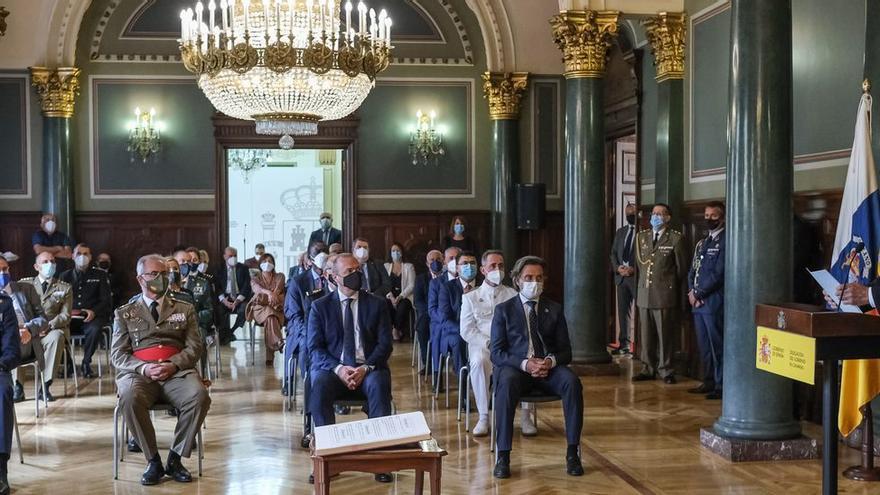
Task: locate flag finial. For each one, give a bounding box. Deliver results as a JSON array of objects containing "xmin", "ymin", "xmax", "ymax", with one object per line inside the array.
[{"xmin": 864, "ymin": 78, "xmax": 872, "ymax": 94}]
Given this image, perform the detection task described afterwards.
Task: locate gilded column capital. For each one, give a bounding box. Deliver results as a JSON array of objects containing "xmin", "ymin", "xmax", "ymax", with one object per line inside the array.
[
  {"xmin": 643, "ymin": 12, "xmax": 687, "ymax": 82},
  {"xmin": 482, "ymin": 72, "xmax": 530, "ymax": 120},
  {"xmin": 550, "ymin": 10, "xmax": 620, "ymax": 79},
  {"xmin": 29, "ymin": 67, "xmax": 81, "ymax": 118}
]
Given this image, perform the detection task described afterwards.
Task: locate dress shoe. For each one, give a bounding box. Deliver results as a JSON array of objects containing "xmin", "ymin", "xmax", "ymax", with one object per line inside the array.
[
  {"xmin": 705, "ymin": 390, "xmax": 722, "ymax": 400},
  {"xmin": 334, "ymin": 404, "xmax": 351, "ymax": 415},
  {"xmin": 0, "ymin": 472, "xmax": 10, "ymax": 495},
  {"xmin": 308, "ymin": 473, "xmax": 314, "ymax": 484},
  {"xmin": 632, "ymin": 373, "xmax": 656, "ymax": 382},
  {"xmin": 521, "ymin": 415, "xmax": 538, "ymax": 437},
  {"xmin": 418, "ymin": 367, "xmax": 426, "ymax": 376},
  {"xmin": 663, "ymin": 375, "xmax": 677, "ymax": 385},
  {"xmin": 12, "ymin": 382, "xmax": 24, "ymax": 403},
  {"xmin": 127, "ymin": 436, "xmax": 142, "ymax": 453},
  {"xmin": 37, "ymin": 386, "xmax": 55, "ymax": 403},
  {"xmin": 301, "ymin": 434, "xmax": 312, "ymax": 449},
  {"xmin": 81, "ymin": 363, "xmax": 95, "ymax": 379},
  {"xmin": 141, "ymin": 456, "xmax": 165, "ymax": 486},
  {"xmin": 165, "ymin": 454, "xmax": 192, "ymax": 482},
  {"xmin": 493, "ymin": 457, "xmax": 511, "ymax": 479},
  {"xmin": 687, "ymin": 382, "xmax": 714, "ymax": 394},
  {"xmin": 566, "ymin": 454, "xmax": 585, "ymax": 476},
  {"xmin": 472, "ymin": 417, "xmax": 489, "ymax": 437},
  {"xmin": 374, "ymin": 473, "xmax": 393, "ymax": 483}
]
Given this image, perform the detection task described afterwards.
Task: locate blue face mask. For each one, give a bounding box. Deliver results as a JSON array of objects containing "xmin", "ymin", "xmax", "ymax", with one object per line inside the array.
[
  {"xmin": 453, "ymin": 224, "xmax": 465, "ymax": 235},
  {"xmin": 460, "ymin": 263, "xmax": 477, "ymax": 281},
  {"xmin": 429, "ymin": 260, "xmax": 443, "ymax": 274},
  {"xmin": 650, "ymin": 214, "xmax": 665, "ymax": 231},
  {"xmin": 0, "ymin": 273, "xmax": 8, "ymax": 288}
]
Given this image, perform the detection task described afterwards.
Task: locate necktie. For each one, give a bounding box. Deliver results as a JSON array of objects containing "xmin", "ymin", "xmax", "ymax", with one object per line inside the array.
[
  {"xmin": 42, "ymin": 281, "xmax": 48, "ymax": 294},
  {"xmin": 361, "ymin": 266, "xmax": 371, "ymax": 292},
  {"xmin": 229, "ymin": 267, "xmax": 239, "ymax": 297},
  {"xmin": 315, "ymin": 275, "xmax": 323, "ymax": 290},
  {"xmin": 653, "ymin": 232, "xmax": 660, "ymax": 247},
  {"xmin": 622, "ymin": 227, "xmax": 634, "ymax": 264},
  {"xmin": 464, "ymin": 283, "xmax": 472, "ymax": 293},
  {"xmin": 526, "ymin": 301, "xmax": 544, "ymax": 358},
  {"xmin": 342, "ymin": 299, "xmax": 356, "ymax": 366},
  {"xmin": 150, "ymin": 301, "xmax": 159, "ymax": 323},
  {"xmin": 323, "ymin": 229, "xmax": 329, "ymax": 245}
]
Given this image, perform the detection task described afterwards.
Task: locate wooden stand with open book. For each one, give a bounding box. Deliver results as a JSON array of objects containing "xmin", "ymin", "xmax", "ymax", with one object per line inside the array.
[{"xmin": 756, "ymin": 303, "xmax": 880, "ymax": 495}]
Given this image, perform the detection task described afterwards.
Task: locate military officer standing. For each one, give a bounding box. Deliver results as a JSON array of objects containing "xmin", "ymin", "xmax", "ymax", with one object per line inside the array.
[
  {"xmin": 633, "ymin": 203, "xmax": 687, "ymax": 384},
  {"xmin": 687, "ymin": 202, "xmax": 726, "ymax": 400},
  {"xmin": 112, "ymin": 254, "xmax": 211, "ymax": 486}
]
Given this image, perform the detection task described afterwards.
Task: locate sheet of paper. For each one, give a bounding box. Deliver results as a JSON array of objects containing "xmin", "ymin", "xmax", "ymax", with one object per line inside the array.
[
  {"xmin": 314, "ymin": 411, "xmax": 432, "ymax": 455},
  {"xmin": 808, "ymin": 269, "xmax": 862, "ymax": 313}
]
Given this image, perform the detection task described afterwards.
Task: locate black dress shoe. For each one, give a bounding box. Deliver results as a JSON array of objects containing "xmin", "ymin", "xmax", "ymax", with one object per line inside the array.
[
  {"xmin": 334, "ymin": 404, "xmax": 351, "ymax": 415},
  {"xmin": 308, "ymin": 473, "xmax": 314, "ymax": 484},
  {"xmin": 128, "ymin": 436, "xmax": 142, "ymax": 453},
  {"xmin": 663, "ymin": 375, "xmax": 677, "ymax": 385},
  {"xmin": 37, "ymin": 386, "xmax": 56, "ymax": 402},
  {"xmin": 165, "ymin": 455, "xmax": 192, "ymax": 482},
  {"xmin": 0, "ymin": 472, "xmax": 10, "ymax": 495},
  {"xmin": 141, "ymin": 456, "xmax": 165, "ymax": 486},
  {"xmin": 705, "ymin": 390, "xmax": 722, "ymax": 400},
  {"xmin": 687, "ymin": 383, "xmax": 714, "ymax": 394},
  {"xmin": 12, "ymin": 382, "xmax": 24, "ymax": 403},
  {"xmin": 81, "ymin": 363, "xmax": 95, "ymax": 379},
  {"xmin": 418, "ymin": 368, "xmax": 427, "ymax": 376},
  {"xmin": 301, "ymin": 434, "xmax": 312, "ymax": 449},
  {"xmin": 632, "ymin": 373, "xmax": 656, "ymax": 382},
  {"xmin": 566, "ymin": 455, "xmax": 585, "ymax": 476},
  {"xmin": 493, "ymin": 457, "xmax": 511, "ymax": 479},
  {"xmin": 374, "ymin": 473, "xmax": 393, "ymax": 483}
]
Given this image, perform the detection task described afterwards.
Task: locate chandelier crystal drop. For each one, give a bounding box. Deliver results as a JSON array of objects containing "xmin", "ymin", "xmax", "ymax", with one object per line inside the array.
[
  {"xmin": 229, "ymin": 148, "xmax": 272, "ymax": 183},
  {"xmin": 179, "ymin": 0, "xmax": 393, "ymax": 148}
]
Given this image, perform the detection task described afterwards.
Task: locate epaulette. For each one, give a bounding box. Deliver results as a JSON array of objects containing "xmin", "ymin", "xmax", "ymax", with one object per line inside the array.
[
  {"xmin": 168, "ymin": 292, "xmax": 194, "ymax": 306},
  {"xmin": 125, "ymin": 294, "xmax": 140, "ymax": 306},
  {"xmin": 19, "ymin": 277, "xmax": 35, "ymax": 283}
]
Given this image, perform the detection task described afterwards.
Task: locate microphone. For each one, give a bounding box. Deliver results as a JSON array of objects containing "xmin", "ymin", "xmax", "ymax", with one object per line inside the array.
[{"xmin": 838, "ymin": 241, "xmax": 866, "ymax": 312}]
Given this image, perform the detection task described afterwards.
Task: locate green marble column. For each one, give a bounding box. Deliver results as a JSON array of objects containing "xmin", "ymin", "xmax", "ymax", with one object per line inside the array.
[
  {"xmin": 483, "ymin": 72, "xmax": 529, "ymax": 260},
  {"xmin": 30, "ymin": 67, "xmax": 80, "ymax": 234},
  {"xmin": 551, "ymin": 11, "xmax": 619, "ymax": 365},
  {"xmin": 713, "ymin": 0, "xmax": 801, "ymax": 440}
]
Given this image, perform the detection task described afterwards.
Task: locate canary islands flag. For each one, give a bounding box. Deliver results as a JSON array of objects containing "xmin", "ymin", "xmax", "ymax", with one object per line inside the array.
[{"xmin": 834, "ymin": 91, "xmax": 880, "ymax": 436}]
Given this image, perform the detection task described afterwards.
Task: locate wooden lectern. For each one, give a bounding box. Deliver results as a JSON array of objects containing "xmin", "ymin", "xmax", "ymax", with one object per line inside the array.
[{"xmin": 756, "ymin": 303, "xmax": 880, "ymax": 495}]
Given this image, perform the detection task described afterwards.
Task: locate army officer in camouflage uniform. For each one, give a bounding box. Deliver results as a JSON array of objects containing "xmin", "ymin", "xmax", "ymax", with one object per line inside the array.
[
  {"xmin": 111, "ymin": 254, "xmax": 211, "ymax": 486},
  {"xmin": 633, "ymin": 203, "xmax": 687, "ymax": 385}
]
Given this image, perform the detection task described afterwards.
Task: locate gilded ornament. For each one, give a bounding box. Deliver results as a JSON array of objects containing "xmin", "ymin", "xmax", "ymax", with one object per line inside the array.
[
  {"xmin": 482, "ymin": 72, "xmax": 529, "ymax": 120},
  {"xmin": 29, "ymin": 66, "xmax": 81, "ymax": 118},
  {"xmin": 550, "ymin": 10, "xmax": 620, "ymax": 79},
  {"xmin": 643, "ymin": 13, "xmax": 687, "ymax": 82}
]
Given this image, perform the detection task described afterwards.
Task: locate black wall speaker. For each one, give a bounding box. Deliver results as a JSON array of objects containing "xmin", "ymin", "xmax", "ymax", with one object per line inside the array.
[{"xmin": 516, "ymin": 183, "xmax": 546, "ymax": 230}]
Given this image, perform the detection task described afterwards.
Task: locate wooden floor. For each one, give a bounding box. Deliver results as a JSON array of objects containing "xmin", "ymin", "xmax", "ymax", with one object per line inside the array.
[{"xmin": 7, "ymin": 329, "xmax": 879, "ymax": 494}]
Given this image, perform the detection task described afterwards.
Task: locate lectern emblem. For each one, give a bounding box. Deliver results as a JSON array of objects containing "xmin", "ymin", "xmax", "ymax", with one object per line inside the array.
[
  {"xmin": 759, "ymin": 335, "xmax": 772, "ymax": 364},
  {"xmin": 777, "ymin": 311, "xmax": 786, "ymax": 330}
]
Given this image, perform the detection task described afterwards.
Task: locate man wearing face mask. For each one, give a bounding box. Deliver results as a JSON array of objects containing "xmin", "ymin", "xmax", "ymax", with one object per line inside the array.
[
  {"xmin": 60, "ymin": 243, "xmax": 112, "ymax": 379},
  {"xmin": 436, "ymin": 251, "xmax": 478, "ymax": 395},
  {"xmin": 306, "ymin": 253, "xmax": 393, "ymax": 483},
  {"xmin": 428, "ymin": 246, "xmax": 460, "ymax": 381},
  {"xmin": 413, "ymin": 250, "xmax": 443, "ymax": 375},
  {"xmin": 633, "ymin": 203, "xmax": 687, "ymax": 385},
  {"xmin": 213, "ymin": 247, "xmax": 253, "ymax": 345},
  {"xmin": 96, "ymin": 252, "xmax": 123, "ymax": 309},
  {"xmin": 309, "ymin": 212, "xmax": 342, "ymax": 248},
  {"xmin": 244, "ymin": 244, "xmax": 266, "ymax": 271},
  {"xmin": 21, "ymin": 252, "xmax": 70, "ymax": 401},
  {"xmin": 460, "ymin": 250, "xmax": 537, "ymax": 437},
  {"xmin": 491, "ymin": 256, "xmax": 583, "ymax": 478},
  {"xmin": 0, "ymin": 256, "xmax": 47, "ymax": 404},
  {"xmin": 609, "ymin": 203, "xmax": 638, "ymax": 356},
  {"xmin": 351, "ymin": 238, "xmax": 391, "ymax": 297},
  {"xmin": 32, "ymin": 213, "xmax": 74, "ymax": 271},
  {"xmin": 112, "ymin": 254, "xmax": 210, "ymax": 486},
  {"xmin": 0, "ymin": 291, "xmax": 21, "ymax": 495},
  {"xmin": 686, "ymin": 201, "xmax": 726, "ymax": 400}
]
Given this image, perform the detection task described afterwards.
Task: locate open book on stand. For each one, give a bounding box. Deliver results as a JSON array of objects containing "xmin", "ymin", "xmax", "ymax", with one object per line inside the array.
[{"xmin": 313, "ymin": 411, "xmax": 432, "ymax": 456}]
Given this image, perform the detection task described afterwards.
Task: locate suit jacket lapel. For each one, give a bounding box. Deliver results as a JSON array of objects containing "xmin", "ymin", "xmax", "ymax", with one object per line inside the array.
[
  {"xmin": 157, "ymin": 297, "xmax": 174, "ymax": 324},
  {"xmin": 357, "ymin": 292, "xmax": 369, "ymax": 344}
]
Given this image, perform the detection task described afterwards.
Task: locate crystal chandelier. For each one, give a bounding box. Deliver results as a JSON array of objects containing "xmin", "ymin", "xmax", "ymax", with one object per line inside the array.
[
  {"xmin": 128, "ymin": 107, "xmax": 161, "ymax": 163},
  {"xmin": 179, "ymin": 0, "xmax": 393, "ymax": 149},
  {"xmin": 229, "ymin": 148, "xmax": 272, "ymax": 182},
  {"xmin": 409, "ymin": 109, "xmax": 444, "ymax": 166}
]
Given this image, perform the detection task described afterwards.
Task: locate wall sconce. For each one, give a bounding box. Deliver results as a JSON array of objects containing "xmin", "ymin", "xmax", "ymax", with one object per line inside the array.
[
  {"xmin": 127, "ymin": 107, "xmax": 161, "ymax": 163},
  {"xmin": 409, "ymin": 109, "xmax": 444, "ymax": 166},
  {"xmin": 0, "ymin": 7, "xmax": 9, "ymax": 38}
]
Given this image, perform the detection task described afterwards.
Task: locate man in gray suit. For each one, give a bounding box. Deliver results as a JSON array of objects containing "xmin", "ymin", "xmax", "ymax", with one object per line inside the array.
[
  {"xmin": 609, "ymin": 203, "xmax": 637, "ymax": 356},
  {"xmin": 0, "ymin": 256, "xmax": 48, "ymax": 402}
]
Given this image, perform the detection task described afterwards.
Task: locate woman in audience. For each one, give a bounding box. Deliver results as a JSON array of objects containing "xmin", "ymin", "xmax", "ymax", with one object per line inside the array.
[
  {"xmin": 246, "ymin": 253, "xmax": 286, "ymax": 365},
  {"xmin": 384, "ymin": 243, "xmax": 415, "ymax": 341},
  {"xmin": 442, "ymin": 215, "xmax": 478, "ymax": 254},
  {"xmin": 197, "ymin": 249, "xmax": 211, "ymax": 275}
]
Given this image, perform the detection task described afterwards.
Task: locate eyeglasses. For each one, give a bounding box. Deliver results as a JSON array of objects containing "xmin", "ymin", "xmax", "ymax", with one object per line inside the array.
[{"xmin": 141, "ymin": 271, "xmax": 165, "ymax": 280}]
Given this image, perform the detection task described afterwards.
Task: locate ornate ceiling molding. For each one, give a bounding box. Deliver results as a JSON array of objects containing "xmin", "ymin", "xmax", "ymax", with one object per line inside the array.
[{"xmin": 464, "ymin": 0, "xmax": 515, "ymax": 72}]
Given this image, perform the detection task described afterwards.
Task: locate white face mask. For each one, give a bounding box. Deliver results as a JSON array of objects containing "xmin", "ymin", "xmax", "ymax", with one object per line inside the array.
[
  {"xmin": 197, "ymin": 262, "xmax": 208, "ymax": 273},
  {"xmin": 44, "ymin": 220, "xmax": 56, "ymax": 234},
  {"xmin": 520, "ymin": 281, "xmax": 543, "ymax": 300},
  {"xmin": 226, "ymin": 256, "xmax": 237, "ymax": 267},
  {"xmin": 446, "ymin": 259, "xmax": 457, "ymax": 275},
  {"xmin": 39, "ymin": 262, "xmax": 56, "ymax": 279},
  {"xmin": 74, "ymin": 254, "xmax": 90, "ymax": 269},
  {"xmin": 354, "ymin": 247, "xmax": 368, "ymax": 261},
  {"xmin": 313, "ymin": 252, "xmax": 328, "ymax": 272},
  {"xmin": 486, "ymin": 269, "xmax": 503, "ymax": 286},
  {"xmin": 260, "ymin": 262, "xmax": 275, "ymax": 272}
]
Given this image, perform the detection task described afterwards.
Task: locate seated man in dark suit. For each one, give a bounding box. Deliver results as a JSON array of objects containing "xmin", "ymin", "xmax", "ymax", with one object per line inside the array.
[
  {"xmin": 490, "ymin": 255, "xmax": 584, "ymax": 479},
  {"xmin": 437, "ymin": 250, "xmax": 477, "ymax": 379},
  {"xmin": 285, "ymin": 242, "xmax": 328, "ymax": 393},
  {"xmin": 352, "ymin": 238, "xmax": 391, "ymax": 297},
  {"xmin": 413, "ymin": 249, "xmax": 443, "ymax": 374},
  {"xmin": 307, "ymin": 253, "xmax": 393, "ymax": 483},
  {"xmin": 428, "ymin": 246, "xmax": 460, "ymax": 379},
  {"xmin": 308, "ymin": 212, "xmax": 342, "ymax": 247},
  {"xmin": 0, "ymin": 293, "xmax": 21, "ymax": 494},
  {"xmin": 213, "ymin": 247, "xmax": 253, "ymax": 345}
]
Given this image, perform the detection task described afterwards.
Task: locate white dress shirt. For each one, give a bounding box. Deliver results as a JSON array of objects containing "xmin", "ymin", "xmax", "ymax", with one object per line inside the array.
[
  {"xmin": 460, "ymin": 283, "xmax": 517, "ymax": 348},
  {"xmin": 519, "ymin": 293, "xmax": 557, "ymax": 372},
  {"xmin": 334, "ymin": 290, "xmax": 367, "ymax": 374}
]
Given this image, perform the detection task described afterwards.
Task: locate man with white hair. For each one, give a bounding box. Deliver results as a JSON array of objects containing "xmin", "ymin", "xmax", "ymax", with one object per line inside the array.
[{"xmin": 214, "ymin": 246, "xmax": 252, "ymax": 345}]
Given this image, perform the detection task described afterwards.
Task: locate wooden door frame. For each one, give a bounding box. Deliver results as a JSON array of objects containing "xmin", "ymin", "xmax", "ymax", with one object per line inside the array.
[{"xmin": 212, "ymin": 113, "xmax": 360, "ymax": 256}]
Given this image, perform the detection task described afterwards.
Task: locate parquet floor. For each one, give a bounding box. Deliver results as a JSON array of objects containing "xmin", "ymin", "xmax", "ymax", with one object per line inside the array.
[{"xmin": 7, "ymin": 329, "xmax": 879, "ymax": 494}]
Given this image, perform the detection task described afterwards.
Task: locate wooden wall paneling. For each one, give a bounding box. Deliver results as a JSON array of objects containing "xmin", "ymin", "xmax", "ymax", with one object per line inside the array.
[
  {"xmin": 518, "ymin": 211, "xmax": 564, "ymax": 303},
  {"xmin": 0, "ymin": 212, "xmax": 42, "ymax": 281}
]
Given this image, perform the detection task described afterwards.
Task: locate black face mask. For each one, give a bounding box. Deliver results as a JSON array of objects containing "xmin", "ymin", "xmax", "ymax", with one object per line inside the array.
[
  {"xmin": 341, "ymin": 271, "xmax": 362, "ymax": 291},
  {"xmin": 626, "ymin": 214, "xmax": 636, "ymax": 225},
  {"xmin": 97, "ymin": 261, "xmax": 111, "ymax": 271},
  {"xmin": 180, "ymin": 263, "xmax": 190, "ymax": 278},
  {"xmin": 706, "ymin": 219, "xmax": 721, "ymax": 230}
]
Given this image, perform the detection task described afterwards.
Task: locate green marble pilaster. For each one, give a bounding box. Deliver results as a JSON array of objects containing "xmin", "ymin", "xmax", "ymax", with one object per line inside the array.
[
  {"xmin": 42, "ymin": 117, "xmax": 73, "ymax": 234},
  {"xmin": 654, "ymin": 79, "xmax": 684, "ymax": 219},
  {"xmin": 491, "ymin": 119, "xmax": 519, "ymax": 260}
]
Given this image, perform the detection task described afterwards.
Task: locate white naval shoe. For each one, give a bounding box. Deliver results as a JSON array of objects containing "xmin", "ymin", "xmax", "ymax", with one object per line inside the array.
[
  {"xmin": 472, "ymin": 416, "xmax": 489, "ymax": 437},
  {"xmin": 521, "ymin": 413, "xmax": 538, "ymax": 437}
]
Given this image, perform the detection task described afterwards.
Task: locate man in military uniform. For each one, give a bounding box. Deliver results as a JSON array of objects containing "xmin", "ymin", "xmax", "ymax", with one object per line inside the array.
[
  {"xmin": 175, "ymin": 248, "xmax": 213, "ymax": 333},
  {"xmin": 0, "ymin": 256, "xmax": 47, "ymax": 403},
  {"xmin": 112, "ymin": 254, "xmax": 211, "ymax": 486},
  {"xmin": 0, "ymin": 293, "xmax": 22, "ymax": 495},
  {"xmin": 22, "ymin": 251, "xmax": 71, "ymax": 401},
  {"xmin": 687, "ymin": 201, "xmax": 726, "ymax": 400},
  {"xmin": 60, "ymin": 243, "xmax": 112, "ymax": 378},
  {"xmin": 633, "ymin": 203, "xmax": 687, "ymax": 384}
]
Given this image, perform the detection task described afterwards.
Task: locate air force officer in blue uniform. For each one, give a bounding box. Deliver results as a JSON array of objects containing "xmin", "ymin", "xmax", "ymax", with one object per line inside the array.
[
  {"xmin": 687, "ymin": 201, "xmax": 725, "ymax": 400},
  {"xmin": 490, "ymin": 256, "xmax": 584, "ymax": 479}
]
